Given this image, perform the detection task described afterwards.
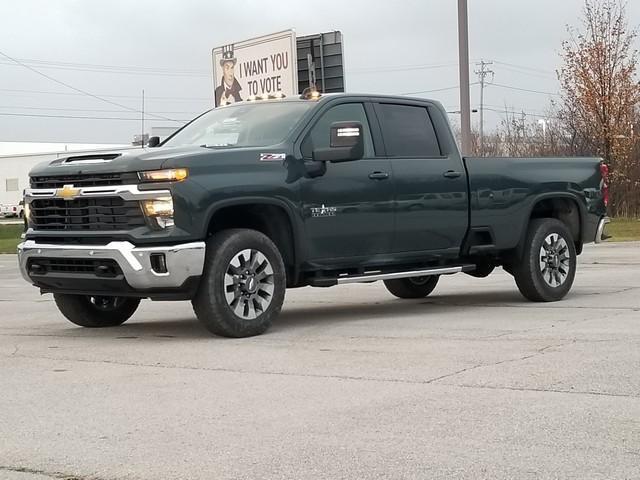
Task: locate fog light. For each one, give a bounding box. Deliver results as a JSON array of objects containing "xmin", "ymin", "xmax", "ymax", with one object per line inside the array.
[
  {"xmin": 29, "ymin": 263, "xmax": 45, "ymax": 275},
  {"xmin": 141, "ymin": 197, "xmax": 174, "ymax": 230},
  {"xmin": 141, "ymin": 197, "xmax": 174, "ymax": 217}
]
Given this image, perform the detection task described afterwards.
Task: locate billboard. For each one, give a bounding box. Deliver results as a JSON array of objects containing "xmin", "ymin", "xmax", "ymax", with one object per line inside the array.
[{"xmin": 212, "ymin": 30, "xmax": 298, "ymax": 107}]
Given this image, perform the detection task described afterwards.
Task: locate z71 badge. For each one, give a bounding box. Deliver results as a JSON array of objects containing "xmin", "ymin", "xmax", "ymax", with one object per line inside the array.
[
  {"xmin": 310, "ymin": 204, "xmax": 337, "ymax": 218},
  {"xmin": 259, "ymin": 153, "xmax": 286, "ymax": 162}
]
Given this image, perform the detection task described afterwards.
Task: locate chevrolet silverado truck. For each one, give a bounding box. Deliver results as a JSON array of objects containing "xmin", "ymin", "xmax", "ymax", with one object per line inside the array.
[{"xmin": 18, "ymin": 93, "xmax": 610, "ymax": 337}]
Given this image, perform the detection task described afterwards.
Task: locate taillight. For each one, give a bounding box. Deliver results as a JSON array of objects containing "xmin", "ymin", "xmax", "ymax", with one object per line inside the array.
[{"xmin": 600, "ymin": 162, "xmax": 609, "ymax": 207}]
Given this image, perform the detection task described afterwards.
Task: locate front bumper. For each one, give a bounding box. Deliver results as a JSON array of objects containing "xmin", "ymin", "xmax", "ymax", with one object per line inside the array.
[{"xmin": 18, "ymin": 240, "xmax": 206, "ymax": 290}]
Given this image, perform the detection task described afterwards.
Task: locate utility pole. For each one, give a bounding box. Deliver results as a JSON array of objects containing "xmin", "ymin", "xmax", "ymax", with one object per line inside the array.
[
  {"xmin": 457, "ymin": 0, "xmax": 472, "ymax": 155},
  {"xmin": 475, "ymin": 60, "xmax": 494, "ymax": 155},
  {"xmin": 141, "ymin": 89, "xmax": 145, "ymax": 148}
]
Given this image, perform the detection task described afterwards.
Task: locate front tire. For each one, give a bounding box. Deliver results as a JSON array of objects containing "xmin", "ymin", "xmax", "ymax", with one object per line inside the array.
[
  {"xmin": 53, "ymin": 294, "xmax": 140, "ymax": 327},
  {"xmin": 384, "ymin": 275, "xmax": 439, "ymax": 299},
  {"xmin": 513, "ymin": 218, "xmax": 577, "ymax": 302},
  {"xmin": 192, "ymin": 229, "xmax": 286, "ymax": 338}
]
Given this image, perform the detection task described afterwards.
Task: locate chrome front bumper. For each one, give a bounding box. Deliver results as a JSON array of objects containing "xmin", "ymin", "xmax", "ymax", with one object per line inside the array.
[
  {"xmin": 595, "ymin": 216, "xmax": 611, "ymax": 243},
  {"xmin": 18, "ymin": 240, "xmax": 206, "ymax": 290}
]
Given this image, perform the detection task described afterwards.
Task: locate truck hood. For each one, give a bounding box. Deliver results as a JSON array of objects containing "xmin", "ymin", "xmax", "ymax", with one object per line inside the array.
[{"xmin": 29, "ymin": 145, "xmax": 210, "ymax": 177}]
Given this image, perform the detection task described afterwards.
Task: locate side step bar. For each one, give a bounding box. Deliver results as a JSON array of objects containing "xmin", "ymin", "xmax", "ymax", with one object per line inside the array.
[{"xmin": 310, "ymin": 264, "xmax": 476, "ymax": 287}]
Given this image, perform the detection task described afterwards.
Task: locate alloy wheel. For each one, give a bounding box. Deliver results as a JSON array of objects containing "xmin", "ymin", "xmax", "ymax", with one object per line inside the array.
[{"xmin": 224, "ymin": 249, "xmax": 275, "ymax": 319}]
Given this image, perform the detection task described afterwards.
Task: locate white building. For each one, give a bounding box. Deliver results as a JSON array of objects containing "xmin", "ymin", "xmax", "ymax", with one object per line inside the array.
[{"xmin": 0, "ymin": 142, "xmax": 133, "ymax": 207}]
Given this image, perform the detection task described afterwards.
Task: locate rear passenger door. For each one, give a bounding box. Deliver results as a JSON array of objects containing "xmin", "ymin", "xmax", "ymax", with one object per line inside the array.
[{"xmin": 373, "ymin": 102, "xmax": 468, "ymax": 255}]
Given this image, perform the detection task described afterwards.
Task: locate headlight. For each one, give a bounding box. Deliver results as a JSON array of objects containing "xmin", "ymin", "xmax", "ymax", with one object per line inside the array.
[
  {"xmin": 138, "ymin": 168, "xmax": 188, "ymax": 182},
  {"xmin": 141, "ymin": 197, "xmax": 174, "ymax": 229}
]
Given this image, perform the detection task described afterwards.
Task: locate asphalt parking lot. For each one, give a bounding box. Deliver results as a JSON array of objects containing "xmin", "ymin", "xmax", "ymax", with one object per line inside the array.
[{"xmin": 1, "ymin": 242, "xmax": 639, "ymax": 480}]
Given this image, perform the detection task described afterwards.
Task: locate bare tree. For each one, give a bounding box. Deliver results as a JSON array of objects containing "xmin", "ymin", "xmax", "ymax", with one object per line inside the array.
[{"xmin": 557, "ymin": 0, "xmax": 640, "ymax": 216}]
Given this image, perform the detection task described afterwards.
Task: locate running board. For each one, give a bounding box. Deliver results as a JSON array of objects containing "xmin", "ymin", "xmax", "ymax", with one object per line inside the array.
[{"xmin": 310, "ymin": 265, "xmax": 476, "ymax": 287}]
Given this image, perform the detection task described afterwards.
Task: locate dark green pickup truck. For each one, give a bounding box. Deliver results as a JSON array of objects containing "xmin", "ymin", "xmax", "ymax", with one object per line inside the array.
[{"xmin": 18, "ymin": 93, "xmax": 609, "ymax": 337}]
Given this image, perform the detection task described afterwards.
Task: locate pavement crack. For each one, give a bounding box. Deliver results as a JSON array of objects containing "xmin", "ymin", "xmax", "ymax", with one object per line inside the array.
[
  {"xmin": 425, "ymin": 341, "xmax": 574, "ymax": 384},
  {"xmin": 0, "ymin": 465, "xmax": 112, "ymax": 480},
  {"xmin": 11, "ymin": 350, "xmax": 638, "ymax": 399},
  {"xmin": 451, "ymin": 383, "xmax": 640, "ymax": 399},
  {"xmin": 427, "ymin": 302, "xmax": 638, "ymax": 311},
  {"xmin": 11, "ymin": 342, "xmax": 634, "ymax": 403}
]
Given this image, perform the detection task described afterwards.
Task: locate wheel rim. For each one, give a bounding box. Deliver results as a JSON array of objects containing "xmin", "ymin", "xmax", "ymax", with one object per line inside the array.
[
  {"xmin": 224, "ymin": 248, "xmax": 274, "ymax": 320},
  {"xmin": 539, "ymin": 233, "xmax": 571, "ymax": 288},
  {"xmin": 88, "ymin": 296, "xmax": 124, "ymax": 311},
  {"xmin": 409, "ymin": 276, "xmax": 432, "ymax": 286}
]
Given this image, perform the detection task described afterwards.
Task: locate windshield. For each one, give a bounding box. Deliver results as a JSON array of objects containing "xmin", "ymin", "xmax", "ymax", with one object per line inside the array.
[{"xmin": 163, "ymin": 101, "xmax": 314, "ymax": 148}]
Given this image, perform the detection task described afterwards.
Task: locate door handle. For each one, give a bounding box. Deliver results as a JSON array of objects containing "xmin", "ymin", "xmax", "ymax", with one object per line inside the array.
[
  {"xmin": 443, "ymin": 170, "xmax": 462, "ymax": 179},
  {"xmin": 369, "ymin": 171, "xmax": 389, "ymax": 180}
]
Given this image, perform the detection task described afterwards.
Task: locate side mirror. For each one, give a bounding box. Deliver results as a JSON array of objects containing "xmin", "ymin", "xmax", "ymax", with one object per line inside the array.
[
  {"xmin": 148, "ymin": 136, "xmax": 161, "ymax": 148},
  {"xmin": 312, "ymin": 121, "xmax": 364, "ymax": 163}
]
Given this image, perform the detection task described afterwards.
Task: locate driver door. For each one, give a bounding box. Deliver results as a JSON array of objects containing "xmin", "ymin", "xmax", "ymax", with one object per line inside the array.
[{"xmin": 299, "ymin": 102, "xmax": 395, "ymax": 262}]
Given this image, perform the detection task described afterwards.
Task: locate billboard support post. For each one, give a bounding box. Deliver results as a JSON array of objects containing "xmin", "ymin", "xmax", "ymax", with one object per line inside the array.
[{"xmin": 307, "ymin": 53, "xmax": 316, "ymax": 90}]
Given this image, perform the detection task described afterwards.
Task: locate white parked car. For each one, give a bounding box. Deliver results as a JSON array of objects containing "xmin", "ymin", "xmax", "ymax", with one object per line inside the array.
[{"xmin": 0, "ymin": 202, "xmax": 24, "ymax": 218}]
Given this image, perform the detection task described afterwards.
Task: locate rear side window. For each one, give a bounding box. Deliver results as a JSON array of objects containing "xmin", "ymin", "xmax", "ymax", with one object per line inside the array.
[{"xmin": 376, "ymin": 104, "xmax": 441, "ymax": 157}]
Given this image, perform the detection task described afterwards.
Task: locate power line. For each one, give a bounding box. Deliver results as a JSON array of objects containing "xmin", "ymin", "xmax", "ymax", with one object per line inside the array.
[
  {"xmin": 0, "ymin": 87, "xmax": 210, "ymax": 101},
  {"xmin": 0, "ymin": 50, "xmax": 182, "ymax": 122},
  {"xmin": 0, "ymin": 60, "xmax": 210, "ymax": 77},
  {"xmin": 0, "ymin": 105, "xmax": 200, "ymax": 114},
  {"xmin": 494, "ymin": 64, "xmax": 556, "ymax": 80},
  {"xmin": 484, "ymin": 107, "xmax": 560, "ymax": 120},
  {"xmin": 490, "ymin": 82, "xmax": 560, "ymax": 96},
  {"xmin": 400, "ymin": 82, "xmax": 479, "ymax": 96},
  {"xmin": 0, "ymin": 57, "xmax": 209, "ymax": 75},
  {"xmin": 0, "ymin": 112, "xmax": 189, "ymax": 122},
  {"xmin": 483, "ymin": 103, "xmax": 550, "ymax": 115},
  {"xmin": 492, "ymin": 61, "xmax": 555, "ymax": 75},
  {"xmin": 351, "ymin": 62, "xmax": 458, "ymax": 74}
]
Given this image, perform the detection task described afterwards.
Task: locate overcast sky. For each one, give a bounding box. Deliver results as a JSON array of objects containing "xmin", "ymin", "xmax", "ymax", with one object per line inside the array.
[{"xmin": 1, "ymin": 0, "xmax": 639, "ymax": 144}]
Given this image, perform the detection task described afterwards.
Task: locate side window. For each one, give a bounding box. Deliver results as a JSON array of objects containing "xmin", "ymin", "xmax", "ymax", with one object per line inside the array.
[
  {"xmin": 301, "ymin": 103, "xmax": 375, "ymax": 159},
  {"xmin": 376, "ymin": 104, "xmax": 441, "ymax": 157}
]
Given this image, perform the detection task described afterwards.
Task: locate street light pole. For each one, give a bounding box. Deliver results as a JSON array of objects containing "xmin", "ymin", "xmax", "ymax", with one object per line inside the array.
[{"xmin": 458, "ymin": 0, "xmax": 472, "ymax": 156}]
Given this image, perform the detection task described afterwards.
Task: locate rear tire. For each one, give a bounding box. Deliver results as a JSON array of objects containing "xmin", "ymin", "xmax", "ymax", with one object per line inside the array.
[
  {"xmin": 53, "ymin": 294, "xmax": 140, "ymax": 327},
  {"xmin": 384, "ymin": 275, "xmax": 439, "ymax": 299},
  {"xmin": 513, "ymin": 218, "xmax": 577, "ymax": 302},
  {"xmin": 192, "ymin": 229, "xmax": 286, "ymax": 338}
]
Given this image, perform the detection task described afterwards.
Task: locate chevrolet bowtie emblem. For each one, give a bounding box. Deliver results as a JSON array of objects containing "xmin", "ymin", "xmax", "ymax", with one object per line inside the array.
[{"xmin": 56, "ymin": 184, "xmax": 80, "ymax": 200}]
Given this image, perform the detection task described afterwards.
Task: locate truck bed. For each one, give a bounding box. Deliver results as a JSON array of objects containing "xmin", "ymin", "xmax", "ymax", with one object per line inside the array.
[{"xmin": 464, "ymin": 156, "xmax": 604, "ymax": 250}]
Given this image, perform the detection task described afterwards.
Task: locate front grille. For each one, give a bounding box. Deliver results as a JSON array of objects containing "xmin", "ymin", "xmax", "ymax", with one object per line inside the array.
[
  {"xmin": 28, "ymin": 258, "xmax": 122, "ymax": 277},
  {"xmin": 30, "ymin": 172, "xmax": 139, "ymax": 189},
  {"xmin": 31, "ymin": 197, "xmax": 146, "ymax": 231}
]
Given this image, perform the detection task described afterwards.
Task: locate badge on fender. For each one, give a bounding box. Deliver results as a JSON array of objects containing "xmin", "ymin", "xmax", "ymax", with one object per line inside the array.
[{"xmin": 259, "ymin": 153, "xmax": 286, "ymax": 162}]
